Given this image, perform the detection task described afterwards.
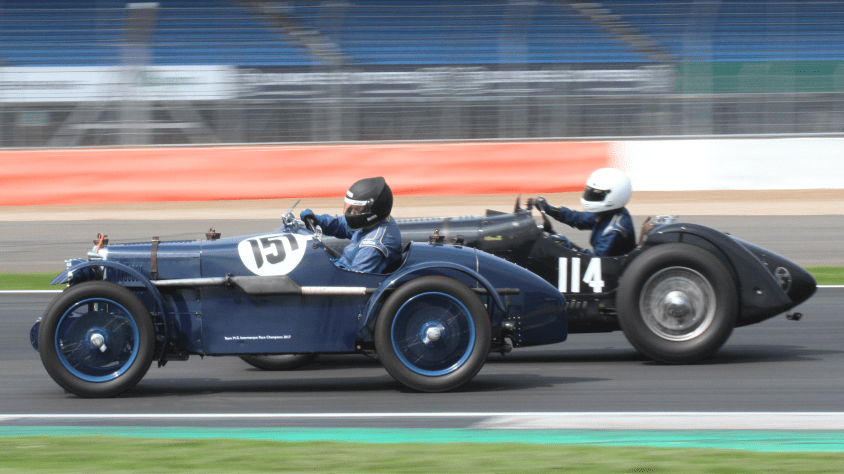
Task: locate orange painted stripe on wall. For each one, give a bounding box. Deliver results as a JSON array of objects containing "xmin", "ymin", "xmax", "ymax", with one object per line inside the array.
[{"xmin": 0, "ymin": 142, "xmax": 610, "ymax": 207}]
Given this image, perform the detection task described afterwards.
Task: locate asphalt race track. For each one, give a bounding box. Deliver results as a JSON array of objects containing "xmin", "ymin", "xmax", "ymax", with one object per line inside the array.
[
  {"xmin": 3, "ymin": 215, "xmax": 844, "ymax": 273},
  {"xmin": 1, "ymin": 288, "xmax": 839, "ymax": 421},
  {"xmin": 1, "ymin": 215, "xmax": 842, "ymax": 427}
]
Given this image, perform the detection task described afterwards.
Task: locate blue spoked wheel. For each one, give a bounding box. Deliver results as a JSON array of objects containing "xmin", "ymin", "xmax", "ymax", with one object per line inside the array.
[
  {"xmin": 38, "ymin": 281, "xmax": 155, "ymax": 398},
  {"xmin": 375, "ymin": 276, "xmax": 491, "ymax": 392}
]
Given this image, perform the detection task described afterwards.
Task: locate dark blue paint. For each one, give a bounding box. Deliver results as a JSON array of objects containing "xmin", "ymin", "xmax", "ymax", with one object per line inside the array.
[{"xmin": 40, "ymin": 222, "xmax": 566, "ymax": 360}]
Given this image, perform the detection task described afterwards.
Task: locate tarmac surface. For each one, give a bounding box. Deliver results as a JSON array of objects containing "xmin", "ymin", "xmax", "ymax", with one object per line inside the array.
[{"xmin": 0, "ymin": 289, "xmax": 839, "ymax": 421}]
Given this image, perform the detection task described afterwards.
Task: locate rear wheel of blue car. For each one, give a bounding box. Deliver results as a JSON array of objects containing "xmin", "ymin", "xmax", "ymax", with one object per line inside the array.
[
  {"xmin": 375, "ymin": 276, "xmax": 491, "ymax": 392},
  {"xmin": 38, "ymin": 281, "xmax": 155, "ymax": 398},
  {"xmin": 240, "ymin": 354, "xmax": 317, "ymax": 371},
  {"xmin": 617, "ymin": 243, "xmax": 738, "ymax": 364}
]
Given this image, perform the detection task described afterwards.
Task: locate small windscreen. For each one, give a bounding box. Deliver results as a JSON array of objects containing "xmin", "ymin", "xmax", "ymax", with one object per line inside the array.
[{"xmin": 583, "ymin": 186, "xmax": 609, "ymax": 202}]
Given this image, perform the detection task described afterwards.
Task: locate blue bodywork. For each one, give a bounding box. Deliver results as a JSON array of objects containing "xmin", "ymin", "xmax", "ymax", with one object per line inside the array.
[{"xmin": 38, "ymin": 220, "xmax": 567, "ymax": 363}]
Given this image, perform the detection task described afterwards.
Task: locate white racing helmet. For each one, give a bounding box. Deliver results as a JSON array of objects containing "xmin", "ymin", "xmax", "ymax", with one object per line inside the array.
[{"xmin": 580, "ymin": 168, "xmax": 632, "ymax": 213}]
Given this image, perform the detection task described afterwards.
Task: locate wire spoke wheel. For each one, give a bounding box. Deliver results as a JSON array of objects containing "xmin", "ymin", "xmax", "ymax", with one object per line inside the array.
[
  {"xmin": 375, "ymin": 276, "xmax": 491, "ymax": 392},
  {"xmin": 640, "ymin": 267, "xmax": 716, "ymax": 342},
  {"xmin": 391, "ymin": 292, "xmax": 475, "ymax": 376},
  {"xmin": 618, "ymin": 243, "xmax": 737, "ymax": 364},
  {"xmin": 39, "ymin": 281, "xmax": 155, "ymax": 397},
  {"xmin": 56, "ymin": 298, "xmax": 140, "ymax": 382}
]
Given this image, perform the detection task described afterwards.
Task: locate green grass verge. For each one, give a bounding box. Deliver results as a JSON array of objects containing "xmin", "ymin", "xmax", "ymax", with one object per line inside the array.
[
  {"xmin": 0, "ymin": 437, "xmax": 842, "ymax": 474},
  {"xmin": 805, "ymin": 266, "xmax": 844, "ymax": 286},
  {"xmin": 1, "ymin": 267, "xmax": 842, "ymax": 290},
  {"xmin": 0, "ymin": 272, "xmax": 61, "ymax": 290}
]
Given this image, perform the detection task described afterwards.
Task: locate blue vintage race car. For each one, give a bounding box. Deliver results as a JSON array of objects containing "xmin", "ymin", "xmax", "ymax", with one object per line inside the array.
[{"xmin": 30, "ymin": 202, "xmax": 567, "ymax": 397}]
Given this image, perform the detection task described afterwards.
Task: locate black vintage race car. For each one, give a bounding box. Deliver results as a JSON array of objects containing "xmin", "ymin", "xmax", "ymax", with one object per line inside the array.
[{"xmin": 380, "ymin": 198, "xmax": 817, "ymax": 364}]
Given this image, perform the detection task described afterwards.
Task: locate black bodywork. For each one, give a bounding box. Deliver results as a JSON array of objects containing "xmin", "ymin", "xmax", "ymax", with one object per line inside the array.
[{"xmin": 325, "ymin": 206, "xmax": 816, "ymax": 338}]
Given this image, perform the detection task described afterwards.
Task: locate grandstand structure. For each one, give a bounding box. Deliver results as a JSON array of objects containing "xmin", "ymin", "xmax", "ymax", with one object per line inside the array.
[{"xmin": 1, "ymin": 0, "xmax": 843, "ymax": 147}]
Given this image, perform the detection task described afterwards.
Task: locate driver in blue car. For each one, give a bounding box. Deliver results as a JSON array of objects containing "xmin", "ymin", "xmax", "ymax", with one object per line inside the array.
[
  {"xmin": 533, "ymin": 168, "xmax": 637, "ymax": 257},
  {"xmin": 300, "ymin": 176, "xmax": 402, "ymax": 273}
]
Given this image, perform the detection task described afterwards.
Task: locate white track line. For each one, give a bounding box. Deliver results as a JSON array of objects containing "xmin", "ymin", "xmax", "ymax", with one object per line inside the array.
[
  {"xmin": 2, "ymin": 412, "xmax": 844, "ymax": 430},
  {"xmin": 470, "ymin": 413, "xmax": 844, "ymax": 430}
]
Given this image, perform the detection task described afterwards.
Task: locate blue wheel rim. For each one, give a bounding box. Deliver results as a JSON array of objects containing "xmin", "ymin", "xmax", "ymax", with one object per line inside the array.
[
  {"xmin": 54, "ymin": 298, "xmax": 141, "ymax": 383},
  {"xmin": 390, "ymin": 292, "xmax": 476, "ymax": 377}
]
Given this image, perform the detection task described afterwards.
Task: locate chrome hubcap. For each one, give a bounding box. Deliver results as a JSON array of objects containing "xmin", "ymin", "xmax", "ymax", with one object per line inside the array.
[
  {"xmin": 422, "ymin": 323, "xmax": 445, "ymax": 344},
  {"xmin": 663, "ymin": 291, "xmax": 692, "ymax": 319},
  {"xmin": 640, "ymin": 267, "xmax": 716, "ymax": 342},
  {"xmin": 89, "ymin": 333, "xmax": 107, "ymax": 353}
]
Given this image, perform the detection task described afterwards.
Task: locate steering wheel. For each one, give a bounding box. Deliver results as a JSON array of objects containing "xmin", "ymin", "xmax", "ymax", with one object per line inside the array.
[
  {"xmin": 305, "ymin": 219, "xmax": 342, "ymax": 259},
  {"xmin": 540, "ymin": 212, "xmax": 554, "ymax": 234},
  {"xmin": 303, "ymin": 215, "xmax": 318, "ymax": 232}
]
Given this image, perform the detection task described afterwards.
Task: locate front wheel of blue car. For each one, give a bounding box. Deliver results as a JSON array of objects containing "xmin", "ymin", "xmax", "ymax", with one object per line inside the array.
[
  {"xmin": 38, "ymin": 281, "xmax": 155, "ymax": 398},
  {"xmin": 375, "ymin": 276, "xmax": 491, "ymax": 392}
]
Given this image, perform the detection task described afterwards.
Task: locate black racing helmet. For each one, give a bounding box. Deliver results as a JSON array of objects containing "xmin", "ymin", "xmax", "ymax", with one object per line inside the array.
[{"xmin": 343, "ymin": 177, "xmax": 393, "ymax": 230}]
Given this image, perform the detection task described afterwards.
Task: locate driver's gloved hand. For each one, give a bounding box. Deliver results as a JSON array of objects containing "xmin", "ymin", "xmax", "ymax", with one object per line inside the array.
[
  {"xmin": 534, "ymin": 197, "xmax": 558, "ymax": 217},
  {"xmin": 300, "ymin": 209, "xmax": 319, "ymax": 229}
]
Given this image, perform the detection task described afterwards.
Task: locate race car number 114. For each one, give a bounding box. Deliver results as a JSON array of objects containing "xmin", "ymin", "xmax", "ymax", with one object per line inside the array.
[{"xmin": 558, "ymin": 257, "xmax": 604, "ymax": 293}]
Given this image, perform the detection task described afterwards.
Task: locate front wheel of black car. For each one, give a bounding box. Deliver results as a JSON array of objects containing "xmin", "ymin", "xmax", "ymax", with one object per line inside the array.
[
  {"xmin": 240, "ymin": 354, "xmax": 317, "ymax": 371},
  {"xmin": 374, "ymin": 276, "xmax": 491, "ymax": 392},
  {"xmin": 617, "ymin": 243, "xmax": 738, "ymax": 364},
  {"xmin": 38, "ymin": 281, "xmax": 155, "ymax": 397}
]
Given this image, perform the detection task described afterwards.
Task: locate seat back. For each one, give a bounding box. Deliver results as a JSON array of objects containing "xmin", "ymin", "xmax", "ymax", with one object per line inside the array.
[{"xmin": 383, "ymin": 242, "xmax": 412, "ymax": 274}]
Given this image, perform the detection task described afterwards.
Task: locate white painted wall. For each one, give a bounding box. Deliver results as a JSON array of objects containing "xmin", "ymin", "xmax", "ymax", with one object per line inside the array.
[{"xmin": 610, "ymin": 138, "xmax": 844, "ymax": 190}]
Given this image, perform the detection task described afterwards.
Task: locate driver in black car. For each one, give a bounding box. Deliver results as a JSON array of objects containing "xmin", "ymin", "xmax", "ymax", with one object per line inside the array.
[
  {"xmin": 300, "ymin": 177, "xmax": 402, "ymax": 273},
  {"xmin": 533, "ymin": 168, "xmax": 637, "ymax": 257}
]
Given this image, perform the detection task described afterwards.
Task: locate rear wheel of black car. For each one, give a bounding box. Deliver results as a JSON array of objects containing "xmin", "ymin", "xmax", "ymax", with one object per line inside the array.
[
  {"xmin": 374, "ymin": 276, "xmax": 491, "ymax": 392},
  {"xmin": 617, "ymin": 243, "xmax": 738, "ymax": 364},
  {"xmin": 38, "ymin": 281, "xmax": 156, "ymax": 398},
  {"xmin": 240, "ymin": 354, "xmax": 317, "ymax": 371}
]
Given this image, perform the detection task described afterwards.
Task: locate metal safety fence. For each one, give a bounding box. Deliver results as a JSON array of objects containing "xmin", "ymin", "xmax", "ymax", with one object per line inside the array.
[{"xmin": 2, "ymin": 1, "xmax": 844, "ymax": 148}]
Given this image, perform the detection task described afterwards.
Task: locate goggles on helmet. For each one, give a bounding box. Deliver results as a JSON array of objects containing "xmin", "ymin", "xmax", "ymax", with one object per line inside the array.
[{"xmin": 582, "ymin": 185, "xmax": 609, "ymax": 202}]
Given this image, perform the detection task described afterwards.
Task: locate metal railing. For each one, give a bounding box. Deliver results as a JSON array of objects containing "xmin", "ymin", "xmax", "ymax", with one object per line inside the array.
[{"xmin": 1, "ymin": 1, "xmax": 844, "ymax": 148}]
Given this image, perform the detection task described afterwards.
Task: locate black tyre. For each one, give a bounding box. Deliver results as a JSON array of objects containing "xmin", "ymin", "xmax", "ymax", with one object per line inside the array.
[
  {"xmin": 617, "ymin": 243, "xmax": 738, "ymax": 364},
  {"xmin": 38, "ymin": 281, "xmax": 156, "ymax": 397},
  {"xmin": 374, "ymin": 276, "xmax": 491, "ymax": 392},
  {"xmin": 240, "ymin": 354, "xmax": 317, "ymax": 371}
]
